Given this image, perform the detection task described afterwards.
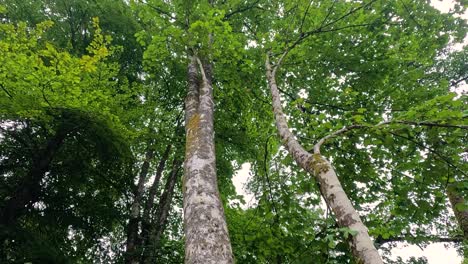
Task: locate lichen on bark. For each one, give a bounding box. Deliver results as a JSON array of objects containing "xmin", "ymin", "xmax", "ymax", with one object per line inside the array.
[{"xmin": 308, "ymin": 153, "xmax": 330, "ymax": 175}]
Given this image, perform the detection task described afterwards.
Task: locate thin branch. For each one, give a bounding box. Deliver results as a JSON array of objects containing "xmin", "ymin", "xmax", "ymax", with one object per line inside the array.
[
  {"xmin": 389, "ymin": 131, "xmax": 467, "ymax": 177},
  {"xmin": 224, "ymin": 0, "xmax": 261, "ymax": 20},
  {"xmin": 278, "ymin": 82, "xmax": 350, "ymax": 112},
  {"xmin": 312, "ymin": 120, "xmax": 467, "ymax": 154},
  {"xmin": 400, "ymin": 0, "xmax": 425, "ymax": 34},
  {"xmin": 318, "ymin": 0, "xmax": 338, "ymax": 29},
  {"xmin": 145, "ymin": 3, "xmax": 176, "ymax": 21},
  {"xmin": 271, "ymin": 0, "xmax": 379, "ymax": 73},
  {"xmin": 313, "ymin": 125, "xmax": 366, "ymax": 153},
  {"xmin": 0, "ymin": 83, "xmax": 13, "ymax": 98},
  {"xmin": 299, "ymin": 0, "xmax": 314, "ymax": 33},
  {"xmin": 320, "ymin": 0, "xmax": 377, "ymax": 30},
  {"xmin": 375, "ymin": 235, "xmax": 463, "ymax": 246},
  {"xmin": 395, "ymin": 120, "xmax": 468, "ymax": 129},
  {"xmin": 263, "ymin": 135, "xmax": 279, "ymax": 215},
  {"xmin": 451, "ymin": 76, "xmax": 468, "ymax": 87}
]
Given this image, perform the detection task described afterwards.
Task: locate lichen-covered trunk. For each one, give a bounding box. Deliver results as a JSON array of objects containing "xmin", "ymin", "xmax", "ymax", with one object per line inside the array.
[
  {"xmin": 142, "ymin": 158, "xmax": 182, "ymax": 263},
  {"xmin": 266, "ymin": 56, "xmax": 382, "ymax": 264},
  {"xmin": 447, "ymin": 182, "xmax": 468, "ymax": 239},
  {"xmin": 447, "ymin": 182, "xmax": 468, "ymax": 261},
  {"xmin": 183, "ymin": 56, "xmax": 233, "ymax": 264},
  {"xmin": 125, "ymin": 146, "xmax": 154, "ymax": 264}
]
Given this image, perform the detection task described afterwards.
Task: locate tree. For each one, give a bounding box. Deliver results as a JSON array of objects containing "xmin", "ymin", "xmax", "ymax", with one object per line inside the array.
[
  {"xmin": 0, "ymin": 18, "xmax": 135, "ymax": 262},
  {"xmin": 1, "ymin": 0, "xmax": 467, "ymax": 263}
]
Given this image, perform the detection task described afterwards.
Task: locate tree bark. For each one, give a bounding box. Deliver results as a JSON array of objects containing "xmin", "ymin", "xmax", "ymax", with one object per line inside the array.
[
  {"xmin": 447, "ymin": 182, "xmax": 468, "ymax": 239},
  {"xmin": 141, "ymin": 157, "xmax": 182, "ymax": 263},
  {"xmin": 447, "ymin": 182, "xmax": 468, "ymax": 261},
  {"xmin": 183, "ymin": 56, "xmax": 233, "ymax": 264},
  {"xmin": 125, "ymin": 145, "xmax": 155, "ymax": 264},
  {"xmin": 265, "ymin": 55, "xmax": 383, "ymax": 264},
  {"xmin": 140, "ymin": 143, "xmax": 172, "ymax": 256}
]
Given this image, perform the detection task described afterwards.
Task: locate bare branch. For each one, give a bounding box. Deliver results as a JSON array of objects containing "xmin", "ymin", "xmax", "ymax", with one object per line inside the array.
[
  {"xmin": 451, "ymin": 76, "xmax": 468, "ymax": 87},
  {"xmin": 313, "ymin": 125, "xmax": 366, "ymax": 154},
  {"xmin": 375, "ymin": 235, "xmax": 464, "ymax": 247}
]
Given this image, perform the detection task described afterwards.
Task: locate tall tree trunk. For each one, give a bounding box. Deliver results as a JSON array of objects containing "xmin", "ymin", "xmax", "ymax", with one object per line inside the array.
[
  {"xmin": 265, "ymin": 55, "xmax": 383, "ymax": 264},
  {"xmin": 141, "ymin": 157, "xmax": 182, "ymax": 263},
  {"xmin": 447, "ymin": 183, "xmax": 468, "ymax": 239},
  {"xmin": 183, "ymin": 56, "xmax": 233, "ymax": 264},
  {"xmin": 140, "ymin": 143, "xmax": 172, "ymax": 257},
  {"xmin": 447, "ymin": 182, "xmax": 468, "ymax": 261},
  {"xmin": 125, "ymin": 145, "xmax": 155, "ymax": 264}
]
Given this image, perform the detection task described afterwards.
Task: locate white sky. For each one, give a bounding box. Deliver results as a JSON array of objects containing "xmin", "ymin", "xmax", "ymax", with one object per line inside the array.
[{"xmin": 231, "ymin": 1, "xmax": 466, "ymax": 263}]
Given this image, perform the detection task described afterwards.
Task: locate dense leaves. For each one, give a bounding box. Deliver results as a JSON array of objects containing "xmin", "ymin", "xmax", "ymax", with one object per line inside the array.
[{"xmin": 0, "ymin": 0, "xmax": 467, "ymax": 263}]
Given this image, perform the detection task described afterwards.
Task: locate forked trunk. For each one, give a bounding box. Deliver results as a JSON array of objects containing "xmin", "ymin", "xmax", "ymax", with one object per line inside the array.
[
  {"xmin": 183, "ymin": 56, "xmax": 233, "ymax": 264},
  {"xmin": 140, "ymin": 143, "xmax": 172, "ymax": 259},
  {"xmin": 141, "ymin": 157, "xmax": 182, "ymax": 263},
  {"xmin": 125, "ymin": 146, "xmax": 154, "ymax": 264},
  {"xmin": 266, "ymin": 55, "xmax": 382, "ymax": 264}
]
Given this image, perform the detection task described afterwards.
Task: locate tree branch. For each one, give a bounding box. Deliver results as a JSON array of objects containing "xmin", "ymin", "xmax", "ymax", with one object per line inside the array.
[
  {"xmin": 299, "ymin": 0, "xmax": 314, "ymax": 33},
  {"xmin": 224, "ymin": 0, "xmax": 261, "ymax": 20},
  {"xmin": 320, "ymin": 0, "xmax": 377, "ymax": 30},
  {"xmin": 196, "ymin": 56, "xmax": 208, "ymax": 85},
  {"xmin": 0, "ymin": 83, "xmax": 13, "ymax": 98},
  {"xmin": 375, "ymin": 235, "xmax": 463, "ymax": 246},
  {"xmin": 389, "ymin": 131, "xmax": 467, "ymax": 177},
  {"xmin": 451, "ymin": 75, "xmax": 468, "ymax": 87},
  {"xmin": 318, "ymin": 0, "xmax": 338, "ymax": 30},
  {"xmin": 312, "ymin": 120, "xmax": 467, "ymax": 154}
]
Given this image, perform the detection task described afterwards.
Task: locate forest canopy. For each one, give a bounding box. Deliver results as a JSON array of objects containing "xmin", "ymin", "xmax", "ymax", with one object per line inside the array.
[{"xmin": 0, "ymin": 0, "xmax": 467, "ymax": 263}]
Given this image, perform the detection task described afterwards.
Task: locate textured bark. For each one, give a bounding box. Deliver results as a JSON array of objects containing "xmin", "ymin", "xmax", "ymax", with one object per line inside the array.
[
  {"xmin": 140, "ymin": 143, "xmax": 172, "ymax": 255},
  {"xmin": 266, "ymin": 56, "xmax": 383, "ymax": 264},
  {"xmin": 0, "ymin": 127, "xmax": 67, "ymax": 226},
  {"xmin": 125, "ymin": 146, "xmax": 155, "ymax": 264},
  {"xmin": 447, "ymin": 183, "xmax": 468, "ymax": 239},
  {"xmin": 183, "ymin": 56, "xmax": 233, "ymax": 264},
  {"xmin": 141, "ymin": 157, "xmax": 182, "ymax": 264}
]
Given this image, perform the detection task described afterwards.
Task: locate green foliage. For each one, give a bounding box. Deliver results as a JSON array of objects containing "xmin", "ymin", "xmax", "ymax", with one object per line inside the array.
[{"xmin": 1, "ymin": 0, "xmax": 467, "ymax": 263}]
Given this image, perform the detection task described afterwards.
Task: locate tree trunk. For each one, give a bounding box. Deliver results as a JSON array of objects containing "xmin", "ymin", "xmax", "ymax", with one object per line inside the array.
[
  {"xmin": 125, "ymin": 145, "xmax": 155, "ymax": 264},
  {"xmin": 141, "ymin": 157, "xmax": 182, "ymax": 263},
  {"xmin": 447, "ymin": 182, "xmax": 468, "ymax": 261},
  {"xmin": 140, "ymin": 143, "xmax": 172, "ymax": 257},
  {"xmin": 183, "ymin": 56, "xmax": 233, "ymax": 264},
  {"xmin": 265, "ymin": 56, "xmax": 383, "ymax": 264},
  {"xmin": 447, "ymin": 183, "xmax": 468, "ymax": 239}
]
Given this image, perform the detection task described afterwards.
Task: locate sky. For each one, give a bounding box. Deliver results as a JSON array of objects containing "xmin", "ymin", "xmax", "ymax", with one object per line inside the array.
[{"xmin": 231, "ymin": 1, "xmax": 466, "ymax": 263}]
